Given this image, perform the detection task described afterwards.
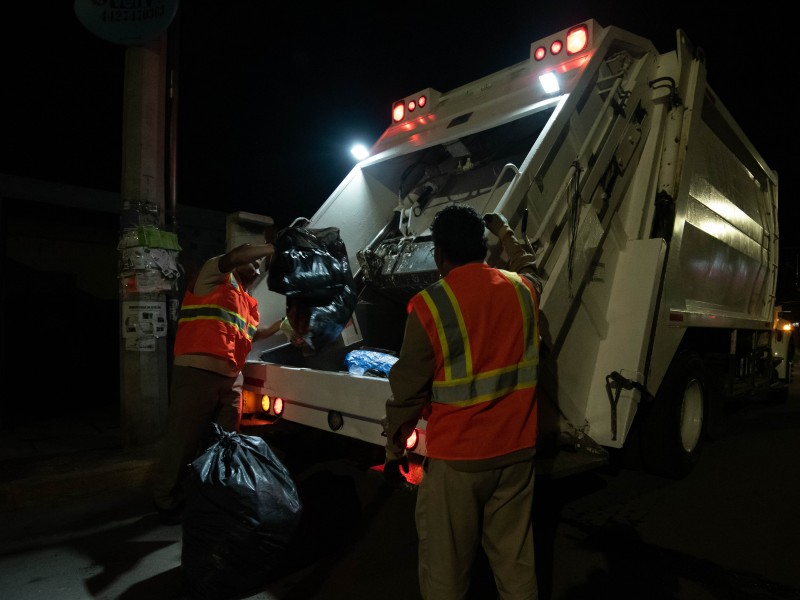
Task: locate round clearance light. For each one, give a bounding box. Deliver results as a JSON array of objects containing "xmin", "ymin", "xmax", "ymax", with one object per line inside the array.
[
  {"xmin": 550, "ymin": 39, "xmax": 563, "ymax": 55},
  {"xmin": 328, "ymin": 410, "xmax": 344, "ymax": 431},
  {"xmin": 405, "ymin": 428, "xmax": 419, "ymax": 451},
  {"xmin": 408, "ymin": 100, "xmax": 417, "ymax": 112},
  {"xmin": 418, "ymin": 95, "xmax": 427, "ymax": 108},
  {"xmin": 533, "ymin": 46, "xmax": 547, "ymax": 61},
  {"xmin": 566, "ymin": 24, "xmax": 589, "ymax": 55},
  {"xmin": 260, "ymin": 394, "xmax": 270, "ymax": 412},
  {"xmin": 273, "ymin": 397, "xmax": 285, "ymax": 416},
  {"xmin": 392, "ymin": 101, "xmax": 405, "ymax": 122}
]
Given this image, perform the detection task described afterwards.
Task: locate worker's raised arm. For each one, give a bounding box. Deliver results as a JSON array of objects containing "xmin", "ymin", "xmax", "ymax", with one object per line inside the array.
[
  {"xmin": 218, "ymin": 243, "xmax": 276, "ymax": 274},
  {"xmin": 484, "ymin": 213, "xmax": 543, "ymax": 296}
]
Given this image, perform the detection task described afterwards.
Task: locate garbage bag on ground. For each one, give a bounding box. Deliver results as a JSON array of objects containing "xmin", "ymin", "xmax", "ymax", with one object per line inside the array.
[{"xmin": 181, "ymin": 424, "xmax": 302, "ymax": 600}]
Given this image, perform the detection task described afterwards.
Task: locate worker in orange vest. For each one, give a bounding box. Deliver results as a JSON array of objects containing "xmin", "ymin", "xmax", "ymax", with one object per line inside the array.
[
  {"xmin": 383, "ymin": 204, "xmax": 542, "ymax": 600},
  {"xmin": 152, "ymin": 229, "xmax": 283, "ymax": 526}
]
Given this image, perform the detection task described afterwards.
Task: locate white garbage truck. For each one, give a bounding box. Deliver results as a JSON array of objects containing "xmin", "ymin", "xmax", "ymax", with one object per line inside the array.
[{"xmin": 238, "ymin": 18, "xmax": 788, "ymax": 479}]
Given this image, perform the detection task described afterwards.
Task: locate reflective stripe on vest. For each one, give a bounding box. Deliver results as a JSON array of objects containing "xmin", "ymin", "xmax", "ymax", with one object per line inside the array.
[
  {"xmin": 421, "ymin": 270, "xmax": 538, "ymax": 407},
  {"xmin": 178, "ymin": 273, "xmax": 258, "ymax": 341}
]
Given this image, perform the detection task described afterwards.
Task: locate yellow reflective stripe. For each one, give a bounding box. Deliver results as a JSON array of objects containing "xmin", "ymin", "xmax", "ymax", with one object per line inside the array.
[
  {"xmin": 432, "ymin": 360, "xmax": 538, "ymax": 406},
  {"xmin": 423, "ymin": 281, "xmax": 472, "ymax": 380},
  {"xmin": 426, "ymin": 270, "xmax": 539, "ymax": 406},
  {"xmin": 179, "ymin": 303, "xmax": 256, "ymax": 340},
  {"xmin": 420, "ymin": 289, "xmax": 452, "ymax": 381},
  {"xmin": 499, "ymin": 271, "xmax": 537, "ymax": 362}
]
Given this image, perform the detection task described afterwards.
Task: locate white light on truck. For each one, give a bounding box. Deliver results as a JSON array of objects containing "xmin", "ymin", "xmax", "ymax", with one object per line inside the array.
[
  {"xmin": 351, "ymin": 143, "xmax": 369, "ymax": 160},
  {"xmin": 539, "ymin": 72, "xmax": 559, "ymax": 94}
]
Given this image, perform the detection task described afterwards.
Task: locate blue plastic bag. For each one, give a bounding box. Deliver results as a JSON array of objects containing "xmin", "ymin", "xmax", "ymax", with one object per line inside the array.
[{"xmin": 345, "ymin": 349, "xmax": 398, "ymax": 377}]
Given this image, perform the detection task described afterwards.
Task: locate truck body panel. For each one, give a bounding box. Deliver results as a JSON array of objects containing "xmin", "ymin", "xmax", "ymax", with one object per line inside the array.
[{"xmin": 239, "ymin": 20, "xmax": 783, "ymax": 477}]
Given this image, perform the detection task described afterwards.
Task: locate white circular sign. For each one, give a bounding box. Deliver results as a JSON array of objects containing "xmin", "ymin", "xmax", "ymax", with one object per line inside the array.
[{"xmin": 74, "ymin": 0, "xmax": 179, "ymax": 46}]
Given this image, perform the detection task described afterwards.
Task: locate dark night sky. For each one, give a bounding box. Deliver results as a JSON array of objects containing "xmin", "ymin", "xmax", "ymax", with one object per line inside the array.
[{"xmin": 3, "ymin": 2, "xmax": 798, "ymax": 294}]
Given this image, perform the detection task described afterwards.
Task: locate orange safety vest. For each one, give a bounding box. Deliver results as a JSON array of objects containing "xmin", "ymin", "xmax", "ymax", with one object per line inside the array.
[
  {"xmin": 173, "ymin": 272, "xmax": 260, "ymax": 371},
  {"xmin": 410, "ymin": 263, "xmax": 539, "ymax": 460}
]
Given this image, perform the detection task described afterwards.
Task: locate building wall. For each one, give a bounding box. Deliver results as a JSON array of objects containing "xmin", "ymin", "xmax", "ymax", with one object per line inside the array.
[{"xmin": 0, "ymin": 175, "xmax": 227, "ymax": 428}]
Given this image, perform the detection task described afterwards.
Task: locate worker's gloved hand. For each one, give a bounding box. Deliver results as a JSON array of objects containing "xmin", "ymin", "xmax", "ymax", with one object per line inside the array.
[
  {"xmin": 383, "ymin": 455, "xmax": 410, "ymax": 487},
  {"xmin": 483, "ymin": 213, "xmax": 510, "ymax": 237}
]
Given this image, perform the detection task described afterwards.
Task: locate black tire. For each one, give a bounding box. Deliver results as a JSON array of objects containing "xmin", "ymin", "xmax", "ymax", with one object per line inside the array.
[{"xmin": 640, "ymin": 352, "xmax": 707, "ymax": 479}]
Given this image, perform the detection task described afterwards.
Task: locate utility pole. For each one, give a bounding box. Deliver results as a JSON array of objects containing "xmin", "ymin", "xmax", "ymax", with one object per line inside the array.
[
  {"xmin": 118, "ymin": 38, "xmax": 171, "ymax": 447},
  {"xmin": 75, "ymin": 1, "xmax": 180, "ymax": 447}
]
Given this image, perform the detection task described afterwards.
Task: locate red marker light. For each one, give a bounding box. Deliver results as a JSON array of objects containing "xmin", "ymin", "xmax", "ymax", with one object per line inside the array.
[
  {"xmin": 405, "ymin": 428, "xmax": 419, "ymax": 451},
  {"xmin": 408, "ymin": 100, "xmax": 417, "ymax": 112},
  {"xmin": 418, "ymin": 95, "xmax": 427, "ymax": 108},
  {"xmin": 392, "ymin": 101, "xmax": 405, "ymax": 122},
  {"xmin": 550, "ymin": 39, "xmax": 563, "ymax": 55},
  {"xmin": 533, "ymin": 46, "xmax": 547, "ymax": 61},
  {"xmin": 566, "ymin": 24, "xmax": 589, "ymax": 55},
  {"xmin": 273, "ymin": 397, "xmax": 284, "ymax": 415}
]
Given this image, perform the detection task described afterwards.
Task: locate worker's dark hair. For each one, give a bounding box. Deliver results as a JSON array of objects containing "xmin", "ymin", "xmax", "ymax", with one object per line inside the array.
[{"xmin": 431, "ymin": 204, "xmax": 487, "ymax": 265}]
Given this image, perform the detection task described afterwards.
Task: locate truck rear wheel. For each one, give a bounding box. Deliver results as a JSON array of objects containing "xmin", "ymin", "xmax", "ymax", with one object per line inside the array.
[{"xmin": 640, "ymin": 352, "xmax": 706, "ymax": 478}]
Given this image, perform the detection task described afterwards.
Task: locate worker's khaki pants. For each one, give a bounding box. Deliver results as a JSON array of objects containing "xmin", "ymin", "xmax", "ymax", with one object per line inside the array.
[
  {"xmin": 152, "ymin": 366, "xmax": 242, "ymax": 511},
  {"xmin": 416, "ymin": 458, "xmax": 537, "ymax": 600}
]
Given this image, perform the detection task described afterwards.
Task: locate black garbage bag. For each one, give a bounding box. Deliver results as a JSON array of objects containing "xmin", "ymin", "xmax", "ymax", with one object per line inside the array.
[
  {"xmin": 268, "ymin": 225, "xmax": 352, "ymax": 301},
  {"xmin": 287, "ymin": 287, "xmax": 358, "ymax": 351},
  {"xmin": 270, "ymin": 224, "xmax": 359, "ymax": 350},
  {"xmin": 181, "ymin": 424, "xmax": 302, "ymax": 600}
]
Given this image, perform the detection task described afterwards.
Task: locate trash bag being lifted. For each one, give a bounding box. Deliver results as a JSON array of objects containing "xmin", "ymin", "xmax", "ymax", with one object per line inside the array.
[
  {"xmin": 269, "ymin": 223, "xmax": 358, "ymax": 351},
  {"xmin": 268, "ymin": 224, "xmax": 351, "ymax": 301},
  {"xmin": 181, "ymin": 424, "xmax": 302, "ymax": 600}
]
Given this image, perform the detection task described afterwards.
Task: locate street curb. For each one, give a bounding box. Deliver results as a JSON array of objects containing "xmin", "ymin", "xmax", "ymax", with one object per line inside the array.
[{"xmin": 0, "ymin": 448, "xmax": 159, "ymax": 512}]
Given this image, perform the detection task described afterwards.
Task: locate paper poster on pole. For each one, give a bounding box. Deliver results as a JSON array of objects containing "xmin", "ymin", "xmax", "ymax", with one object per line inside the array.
[{"xmin": 122, "ymin": 300, "xmax": 167, "ymax": 347}]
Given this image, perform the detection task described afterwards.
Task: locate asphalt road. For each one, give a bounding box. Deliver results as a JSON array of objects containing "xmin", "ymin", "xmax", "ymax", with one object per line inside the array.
[{"xmin": 0, "ymin": 371, "xmax": 798, "ymax": 600}]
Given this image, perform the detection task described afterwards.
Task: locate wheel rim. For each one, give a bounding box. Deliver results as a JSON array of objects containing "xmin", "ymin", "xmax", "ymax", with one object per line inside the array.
[{"xmin": 680, "ymin": 378, "xmax": 704, "ymax": 452}]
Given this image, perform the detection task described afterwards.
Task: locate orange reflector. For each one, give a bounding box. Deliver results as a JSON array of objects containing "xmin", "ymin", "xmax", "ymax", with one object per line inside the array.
[{"xmin": 566, "ymin": 24, "xmax": 589, "ymax": 55}]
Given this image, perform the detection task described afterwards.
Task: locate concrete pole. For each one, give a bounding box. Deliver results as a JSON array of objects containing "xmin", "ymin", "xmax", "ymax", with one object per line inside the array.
[{"xmin": 119, "ymin": 37, "xmax": 170, "ymax": 448}]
